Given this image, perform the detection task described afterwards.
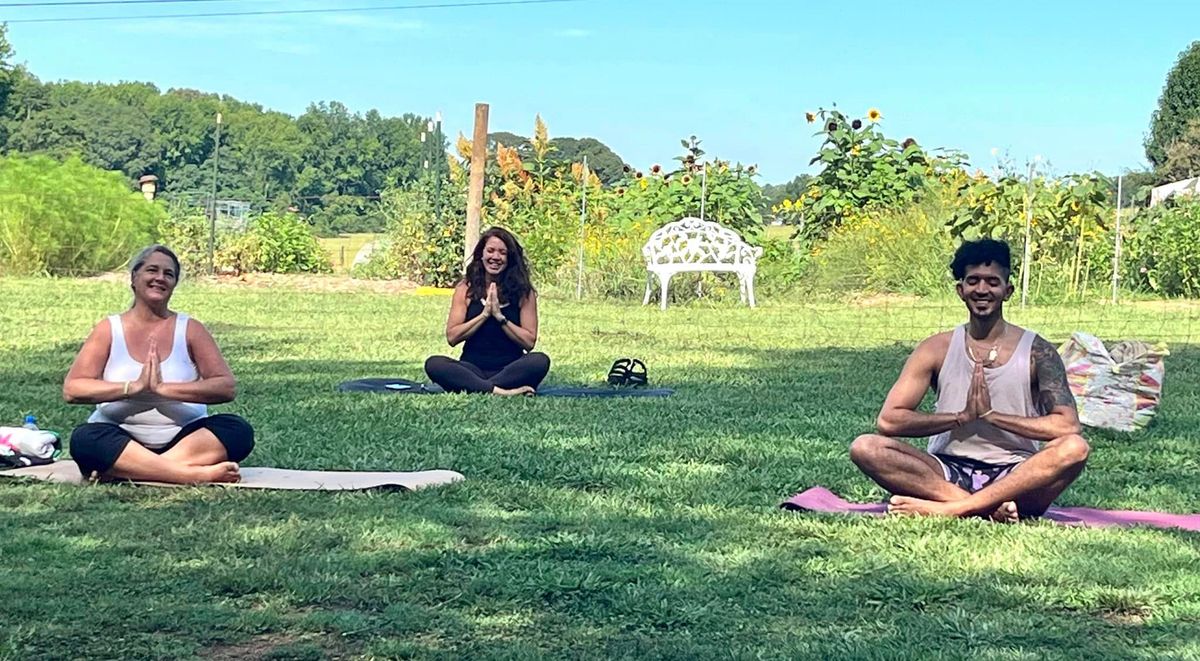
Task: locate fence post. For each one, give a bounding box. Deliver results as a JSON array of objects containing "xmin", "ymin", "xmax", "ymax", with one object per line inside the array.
[
  {"xmin": 1020, "ymin": 161, "xmax": 1035, "ymax": 308},
  {"xmin": 465, "ymin": 103, "xmax": 489, "ymax": 268},
  {"xmin": 209, "ymin": 111, "xmax": 222, "ymax": 275},
  {"xmin": 1111, "ymin": 175, "xmax": 1123, "ymax": 305}
]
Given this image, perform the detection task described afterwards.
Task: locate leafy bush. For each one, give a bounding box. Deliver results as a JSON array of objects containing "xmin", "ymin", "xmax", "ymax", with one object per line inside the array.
[
  {"xmin": 156, "ymin": 204, "xmax": 217, "ymax": 276},
  {"xmin": 610, "ymin": 137, "xmax": 765, "ymax": 237},
  {"xmin": 219, "ymin": 211, "xmax": 331, "ymax": 274},
  {"xmin": 0, "ymin": 154, "xmax": 163, "ymax": 275},
  {"xmin": 777, "ymin": 108, "xmax": 961, "ymax": 244},
  {"xmin": 484, "ymin": 117, "xmax": 594, "ymax": 279},
  {"xmin": 1121, "ymin": 197, "xmax": 1200, "ymax": 296},
  {"xmin": 754, "ymin": 235, "xmax": 809, "ymax": 297},
  {"xmin": 564, "ymin": 212, "xmax": 654, "ymax": 298},
  {"xmin": 358, "ymin": 177, "xmax": 464, "ymax": 285}
]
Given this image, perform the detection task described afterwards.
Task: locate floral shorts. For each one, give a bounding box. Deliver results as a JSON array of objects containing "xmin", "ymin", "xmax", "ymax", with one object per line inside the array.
[{"xmin": 933, "ymin": 453, "xmax": 1023, "ymax": 493}]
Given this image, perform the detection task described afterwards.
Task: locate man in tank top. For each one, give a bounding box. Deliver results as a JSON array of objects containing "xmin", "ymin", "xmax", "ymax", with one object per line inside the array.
[{"xmin": 849, "ymin": 239, "xmax": 1089, "ymax": 521}]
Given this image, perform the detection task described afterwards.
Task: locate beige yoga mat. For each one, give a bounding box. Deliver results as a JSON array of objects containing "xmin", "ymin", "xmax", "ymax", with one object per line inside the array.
[{"xmin": 0, "ymin": 461, "xmax": 464, "ymax": 491}]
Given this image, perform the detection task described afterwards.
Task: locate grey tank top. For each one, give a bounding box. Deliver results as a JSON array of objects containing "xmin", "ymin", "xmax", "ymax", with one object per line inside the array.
[{"xmin": 927, "ymin": 325, "xmax": 1040, "ymax": 464}]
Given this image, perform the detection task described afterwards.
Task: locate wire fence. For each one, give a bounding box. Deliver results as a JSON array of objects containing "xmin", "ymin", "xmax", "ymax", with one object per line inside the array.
[{"xmin": 5, "ymin": 280, "xmax": 1197, "ymax": 350}]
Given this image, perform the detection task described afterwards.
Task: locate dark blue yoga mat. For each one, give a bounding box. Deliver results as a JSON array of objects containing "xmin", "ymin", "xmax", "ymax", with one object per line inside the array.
[{"xmin": 337, "ymin": 378, "xmax": 674, "ymax": 398}]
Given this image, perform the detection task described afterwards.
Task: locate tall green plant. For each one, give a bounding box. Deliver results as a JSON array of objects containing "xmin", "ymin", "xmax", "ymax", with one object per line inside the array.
[
  {"xmin": 361, "ymin": 175, "xmax": 464, "ymax": 286},
  {"xmin": 948, "ymin": 171, "xmax": 1112, "ymax": 298},
  {"xmin": 1121, "ymin": 197, "xmax": 1200, "ymax": 296},
  {"xmin": 611, "ymin": 137, "xmax": 764, "ymax": 236},
  {"xmin": 781, "ymin": 107, "xmax": 956, "ymax": 243},
  {"xmin": 809, "ymin": 195, "xmax": 956, "ymax": 296},
  {"xmin": 155, "ymin": 203, "xmax": 215, "ymax": 275},
  {"xmin": 219, "ymin": 211, "xmax": 330, "ymax": 274},
  {"xmin": 0, "ymin": 154, "xmax": 162, "ymax": 275}
]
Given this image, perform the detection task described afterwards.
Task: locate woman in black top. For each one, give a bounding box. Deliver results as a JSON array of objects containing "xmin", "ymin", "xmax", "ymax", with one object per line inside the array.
[{"xmin": 425, "ymin": 227, "xmax": 550, "ymax": 395}]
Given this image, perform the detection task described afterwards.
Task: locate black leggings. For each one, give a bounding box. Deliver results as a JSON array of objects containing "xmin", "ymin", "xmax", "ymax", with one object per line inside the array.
[
  {"xmin": 425, "ymin": 352, "xmax": 551, "ymax": 394},
  {"xmin": 69, "ymin": 414, "xmax": 255, "ymax": 477}
]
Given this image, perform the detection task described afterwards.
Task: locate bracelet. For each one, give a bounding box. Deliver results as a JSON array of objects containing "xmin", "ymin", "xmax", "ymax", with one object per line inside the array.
[
  {"xmin": 123, "ymin": 380, "xmax": 131, "ymax": 396},
  {"xmin": 981, "ymin": 408, "xmax": 994, "ymax": 419}
]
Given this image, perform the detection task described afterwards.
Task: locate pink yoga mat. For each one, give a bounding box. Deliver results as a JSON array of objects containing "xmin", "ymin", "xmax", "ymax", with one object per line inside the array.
[{"xmin": 781, "ymin": 487, "xmax": 1200, "ymax": 532}]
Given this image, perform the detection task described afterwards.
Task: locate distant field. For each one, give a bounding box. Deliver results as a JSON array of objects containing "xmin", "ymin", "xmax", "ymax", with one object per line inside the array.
[
  {"xmin": 765, "ymin": 224, "xmax": 793, "ymax": 240},
  {"xmin": 318, "ymin": 233, "xmax": 379, "ymax": 272}
]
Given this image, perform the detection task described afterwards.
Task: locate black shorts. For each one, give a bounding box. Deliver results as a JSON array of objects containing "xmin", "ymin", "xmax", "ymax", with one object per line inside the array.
[
  {"xmin": 933, "ymin": 453, "xmax": 1023, "ymax": 494},
  {"xmin": 69, "ymin": 414, "xmax": 254, "ymax": 477}
]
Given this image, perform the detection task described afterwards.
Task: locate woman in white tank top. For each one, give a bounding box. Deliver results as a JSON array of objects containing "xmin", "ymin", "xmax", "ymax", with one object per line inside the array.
[{"xmin": 63, "ymin": 245, "xmax": 254, "ymax": 484}]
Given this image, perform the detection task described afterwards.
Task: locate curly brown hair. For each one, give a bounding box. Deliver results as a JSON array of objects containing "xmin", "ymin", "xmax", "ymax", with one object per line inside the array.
[{"xmin": 463, "ymin": 226, "xmax": 535, "ymax": 305}]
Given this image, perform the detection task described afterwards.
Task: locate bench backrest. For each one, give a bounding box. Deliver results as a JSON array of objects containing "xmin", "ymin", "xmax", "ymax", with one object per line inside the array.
[{"xmin": 642, "ymin": 217, "xmax": 759, "ymax": 265}]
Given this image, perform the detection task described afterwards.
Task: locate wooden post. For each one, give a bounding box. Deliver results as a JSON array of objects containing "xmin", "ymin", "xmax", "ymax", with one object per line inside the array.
[{"xmin": 465, "ymin": 103, "xmax": 489, "ymax": 267}]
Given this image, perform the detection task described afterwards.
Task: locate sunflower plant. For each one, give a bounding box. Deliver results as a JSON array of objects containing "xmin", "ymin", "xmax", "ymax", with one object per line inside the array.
[
  {"xmin": 947, "ymin": 171, "xmax": 1114, "ymax": 298},
  {"xmin": 610, "ymin": 136, "xmax": 765, "ymax": 237},
  {"xmin": 784, "ymin": 107, "xmax": 957, "ymax": 244}
]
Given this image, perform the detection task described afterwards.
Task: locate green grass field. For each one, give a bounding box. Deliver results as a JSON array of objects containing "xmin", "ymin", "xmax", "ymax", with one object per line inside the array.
[
  {"xmin": 1, "ymin": 278, "xmax": 1198, "ymax": 659},
  {"xmin": 319, "ymin": 234, "xmax": 379, "ymax": 273}
]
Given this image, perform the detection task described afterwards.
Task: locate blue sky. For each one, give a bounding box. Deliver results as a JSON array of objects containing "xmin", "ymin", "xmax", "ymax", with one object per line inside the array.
[{"xmin": 5, "ymin": 0, "xmax": 1198, "ymax": 183}]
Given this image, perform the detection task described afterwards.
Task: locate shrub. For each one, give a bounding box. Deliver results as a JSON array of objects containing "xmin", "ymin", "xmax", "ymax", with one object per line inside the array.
[
  {"xmin": 609, "ymin": 137, "xmax": 765, "ymax": 238},
  {"xmin": 563, "ymin": 213, "xmax": 655, "ymax": 299},
  {"xmin": 0, "ymin": 154, "xmax": 163, "ymax": 275},
  {"xmin": 219, "ymin": 211, "xmax": 331, "ymax": 274},
  {"xmin": 754, "ymin": 235, "xmax": 809, "ymax": 297},
  {"xmin": 358, "ymin": 179, "xmax": 463, "ymax": 285},
  {"xmin": 156, "ymin": 204, "xmax": 217, "ymax": 275},
  {"xmin": 1121, "ymin": 197, "xmax": 1200, "ymax": 296},
  {"xmin": 778, "ymin": 108, "xmax": 961, "ymax": 244}
]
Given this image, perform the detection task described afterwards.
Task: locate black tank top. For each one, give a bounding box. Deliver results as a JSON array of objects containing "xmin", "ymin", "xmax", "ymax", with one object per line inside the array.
[{"xmin": 461, "ymin": 298, "xmax": 525, "ymax": 371}]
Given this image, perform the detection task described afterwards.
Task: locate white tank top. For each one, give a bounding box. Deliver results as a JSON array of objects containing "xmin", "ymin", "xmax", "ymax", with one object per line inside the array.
[
  {"xmin": 88, "ymin": 313, "xmax": 207, "ymax": 448},
  {"xmin": 927, "ymin": 325, "xmax": 1041, "ymax": 464}
]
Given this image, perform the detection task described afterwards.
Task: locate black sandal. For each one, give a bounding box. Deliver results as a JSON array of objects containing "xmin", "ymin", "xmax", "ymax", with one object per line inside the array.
[
  {"xmin": 607, "ymin": 358, "xmax": 633, "ymax": 386},
  {"xmin": 626, "ymin": 359, "xmax": 648, "ymax": 388}
]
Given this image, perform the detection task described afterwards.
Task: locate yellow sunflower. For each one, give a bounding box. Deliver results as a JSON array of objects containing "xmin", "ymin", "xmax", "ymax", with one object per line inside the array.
[{"xmin": 867, "ymin": 108, "xmax": 882, "ymax": 122}]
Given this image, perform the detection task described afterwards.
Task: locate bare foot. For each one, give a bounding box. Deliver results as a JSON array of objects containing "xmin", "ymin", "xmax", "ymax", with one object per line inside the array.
[
  {"xmin": 989, "ymin": 501, "xmax": 1019, "ymax": 524},
  {"xmin": 493, "ymin": 385, "xmax": 535, "ymax": 397},
  {"xmin": 887, "ymin": 495, "xmax": 964, "ymax": 518},
  {"xmin": 192, "ymin": 462, "xmax": 241, "ymax": 484}
]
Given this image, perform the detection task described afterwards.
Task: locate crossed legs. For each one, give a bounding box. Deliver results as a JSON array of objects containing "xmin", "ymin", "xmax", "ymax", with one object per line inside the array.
[
  {"xmin": 70, "ymin": 414, "xmax": 254, "ymax": 484},
  {"xmin": 849, "ymin": 433, "xmax": 1089, "ymax": 519},
  {"xmin": 425, "ymin": 353, "xmax": 551, "ymax": 395}
]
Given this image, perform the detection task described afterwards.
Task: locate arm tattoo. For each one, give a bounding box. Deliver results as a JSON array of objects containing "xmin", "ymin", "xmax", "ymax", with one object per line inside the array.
[{"xmin": 1031, "ymin": 336, "xmax": 1077, "ymax": 414}]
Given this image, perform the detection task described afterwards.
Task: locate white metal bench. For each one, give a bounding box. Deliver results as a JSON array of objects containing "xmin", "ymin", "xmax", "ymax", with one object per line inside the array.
[{"xmin": 642, "ymin": 217, "xmax": 762, "ymax": 309}]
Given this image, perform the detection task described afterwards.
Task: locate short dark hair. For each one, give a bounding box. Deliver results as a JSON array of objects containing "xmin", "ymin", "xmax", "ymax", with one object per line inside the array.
[{"xmin": 950, "ymin": 239, "xmax": 1011, "ymax": 280}]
